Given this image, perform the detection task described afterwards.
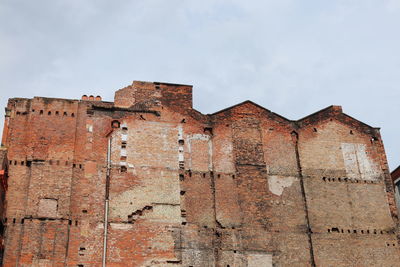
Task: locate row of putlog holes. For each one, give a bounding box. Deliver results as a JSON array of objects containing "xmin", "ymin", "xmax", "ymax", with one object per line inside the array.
[
  {"xmin": 8, "ymin": 160, "xmax": 84, "ymax": 169},
  {"xmin": 16, "ymin": 110, "xmax": 75, "ymax": 117}
]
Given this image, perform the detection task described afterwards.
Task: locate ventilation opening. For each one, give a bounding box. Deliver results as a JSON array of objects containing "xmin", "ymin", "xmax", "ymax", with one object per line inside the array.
[
  {"xmin": 313, "ymin": 128, "xmax": 317, "ymax": 132},
  {"xmin": 179, "ymin": 174, "xmax": 184, "ymax": 181},
  {"xmin": 121, "ymin": 166, "xmax": 127, "ymax": 172},
  {"xmin": 82, "ymin": 210, "xmax": 87, "ymax": 214},
  {"xmin": 178, "ymin": 140, "xmax": 184, "ymax": 145},
  {"xmin": 48, "ymin": 111, "xmax": 51, "ymax": 115}
]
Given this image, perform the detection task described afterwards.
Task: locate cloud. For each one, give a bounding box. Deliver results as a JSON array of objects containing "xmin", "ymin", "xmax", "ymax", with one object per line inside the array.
[{"xmin": 0, "ymin": 0, "xmax": 399, "ymax": 169}]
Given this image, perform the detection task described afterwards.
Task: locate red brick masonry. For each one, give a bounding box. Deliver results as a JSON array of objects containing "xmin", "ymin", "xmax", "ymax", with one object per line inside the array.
[{"xmin": 0, "ymin": 80, "xmax": 399, "ymax": 266}]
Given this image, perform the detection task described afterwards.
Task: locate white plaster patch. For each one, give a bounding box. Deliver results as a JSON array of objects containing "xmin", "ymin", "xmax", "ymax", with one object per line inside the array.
[
  {"xmin": 341, "ymin": 143, "xmax": 380, "ymax": 180},
  {"xmin": 121, "ymin": 133, "xmax": 128, "ymax": 142},
  {"xmin": 208, "ymin": 138, "xmax": 213, "ymax": 171},
  {"xmin": 178, "ymin": 125, "xmax": 183, "ymax": 140},
  {"xmin": 86, "ymin": 124, "xmax": 93, "ymax": 132},
  {"xmin": 190, "ymin": 134, "xmax": 210, "ymax": 141},
  {"xmin": 268, "ymin": 176, "xmax": 296, "ymax": 196},
  {"xmin": 247, "ymin": 253, "xmax": 273, "ymax": 267},
  {"xmin": 110, "ymin": 223, "xmax": 134, "ymax": 230}
]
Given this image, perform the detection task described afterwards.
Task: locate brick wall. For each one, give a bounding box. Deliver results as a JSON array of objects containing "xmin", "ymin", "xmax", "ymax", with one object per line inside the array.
[{"xmin": 0, "ymin": 81, "xmax": 398, "ymax": 266}]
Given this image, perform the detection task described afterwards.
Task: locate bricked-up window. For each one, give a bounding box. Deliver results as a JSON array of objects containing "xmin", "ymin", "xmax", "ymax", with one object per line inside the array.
[{"xmin": 38, "ymin": 198, "xmax": 58, "ymax": 218}]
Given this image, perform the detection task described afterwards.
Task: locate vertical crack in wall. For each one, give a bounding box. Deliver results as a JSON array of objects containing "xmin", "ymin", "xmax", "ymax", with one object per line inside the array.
[{"xmin": 291, "ymin": 131, "xmax": 316, "ymax": 267}]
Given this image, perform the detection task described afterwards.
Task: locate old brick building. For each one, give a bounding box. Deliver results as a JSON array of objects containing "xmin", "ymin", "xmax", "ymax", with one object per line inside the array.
[{"xmin": 0, "ymin": 80, "xmax": 399, "ymax": 266}]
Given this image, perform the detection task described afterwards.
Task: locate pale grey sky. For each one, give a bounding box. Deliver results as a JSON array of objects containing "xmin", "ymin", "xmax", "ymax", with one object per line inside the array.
[{"xmin": 0, "ymin": 0, "xmax": 399, "ymax": 169}]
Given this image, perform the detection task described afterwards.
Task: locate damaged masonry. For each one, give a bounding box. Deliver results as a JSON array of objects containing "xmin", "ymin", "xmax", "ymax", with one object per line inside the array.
[{"xmin": 0, "ymin": 80, "xmax": 399, "ymax": 266}]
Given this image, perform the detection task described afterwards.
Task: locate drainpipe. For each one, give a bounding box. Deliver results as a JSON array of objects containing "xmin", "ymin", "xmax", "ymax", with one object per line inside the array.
[{"xmin": 102, "ymin": 136, "xmax": 112, "ymax": 267}]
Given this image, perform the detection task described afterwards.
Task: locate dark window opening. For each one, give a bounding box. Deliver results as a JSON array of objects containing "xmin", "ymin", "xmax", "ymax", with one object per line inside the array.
[
  {"xmin": 121, "ymin": 166, "xmax": 127, "ymax": 172},
  {"xmin": 82, "ymin": 210, "xmax": 87, "ymax": 214},
  {"xmin": 111, "ymin": 120, "xmax": 120, "ymax": 129},
  {"xmin": 63, "ymin": 112, "xmax": 67, "ymax": 116},
  {"xmin": 48, "ymin": 111, "xmax": 51, "ymax": 115},
  {"xmin": 204, "ymin": 127, "xmax": 213, "ymax": 135},
  {"xmin": 71, "ymin": 113, "xmax": 75, "ymax": 117}
]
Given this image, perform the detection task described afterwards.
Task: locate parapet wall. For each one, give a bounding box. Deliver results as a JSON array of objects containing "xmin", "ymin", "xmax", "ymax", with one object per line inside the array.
[{"xmin": 0, "ymin": 80, "xmax": 398, "ymax": 267}]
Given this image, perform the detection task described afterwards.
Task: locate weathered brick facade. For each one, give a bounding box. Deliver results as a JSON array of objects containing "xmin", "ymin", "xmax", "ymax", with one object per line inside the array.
[{"xmin": 0, "ymin": 80, "xmax": 399, "ymax": 266}]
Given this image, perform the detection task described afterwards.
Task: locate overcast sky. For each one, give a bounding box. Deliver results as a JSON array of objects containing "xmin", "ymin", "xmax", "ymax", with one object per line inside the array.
[{"xmin": 0, "ymin": 0, "xmax": 399, "ymax": 170}]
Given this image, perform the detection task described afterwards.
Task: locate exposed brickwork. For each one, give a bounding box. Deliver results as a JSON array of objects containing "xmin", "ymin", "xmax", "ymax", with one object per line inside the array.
[
  {"xmin": 392, "ymin": 166, "xmax": 400, "ymax": 183},
  {"xmin": 0, "ymin": 80, "xmax": 399, "ymax": 266}
]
